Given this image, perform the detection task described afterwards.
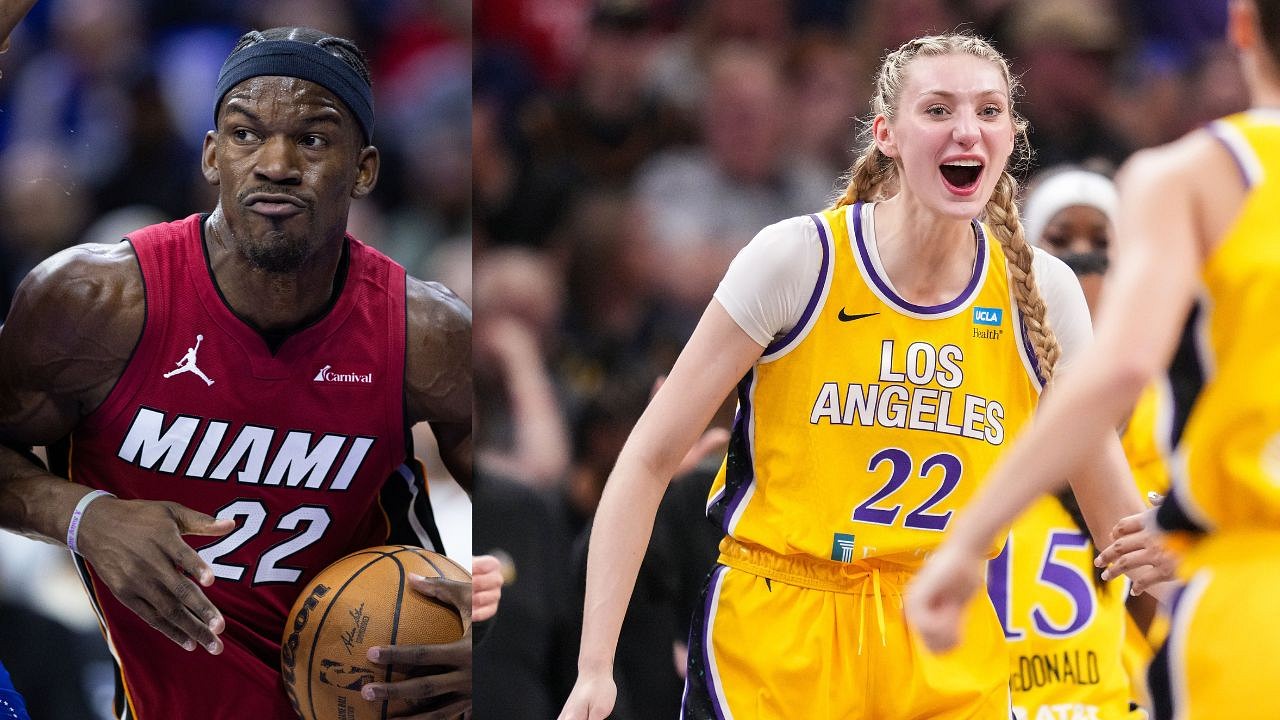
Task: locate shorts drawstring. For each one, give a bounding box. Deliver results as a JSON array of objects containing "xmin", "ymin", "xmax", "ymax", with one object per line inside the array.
[
  {"xmin": 846, "ymin": 563, "xmax": 895, "ymax": 654},
  {"xmin": 715, "ymin": 535, "xmax": 915, "ymax": 653}
]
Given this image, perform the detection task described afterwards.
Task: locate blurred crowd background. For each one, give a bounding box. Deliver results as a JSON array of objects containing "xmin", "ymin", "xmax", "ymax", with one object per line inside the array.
[
  {"xmin": 0, "ymin": 1, "xmax": 470, "ymax": 717},
  {"xmin": 473, "ymin": 0, "xmax": 1247, "ymax": 718}
]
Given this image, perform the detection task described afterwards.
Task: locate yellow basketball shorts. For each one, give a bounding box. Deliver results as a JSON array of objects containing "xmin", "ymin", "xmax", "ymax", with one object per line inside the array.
[
  {"xmin": 1148, "ymin": 532, "xmax": 1280, "ymax": 720},
  {"xmin": 682, "ymin": 562, "xmax": 1012, "ymax": 719}
]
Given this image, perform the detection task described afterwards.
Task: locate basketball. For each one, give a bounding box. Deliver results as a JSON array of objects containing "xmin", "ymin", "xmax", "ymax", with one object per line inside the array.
[{"xmin": 280, "ymin": 546, "xmax": 471, "ymax": 720}]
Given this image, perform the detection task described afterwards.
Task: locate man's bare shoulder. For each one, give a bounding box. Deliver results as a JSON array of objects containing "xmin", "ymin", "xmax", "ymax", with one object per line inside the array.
[
  {"xmin": 404, "ymin": 275, "xmax": 471, "ymax": 425},
  {"xmin": 0, "ymin": 242, "xmax": 144, "ymax": 422},
  {"xmin": 406, "ymin": 276, "xmax": 471, "ymax": 335},
  {"xmin": 11, "ymin": 242, "xmax": 142, "ymax": 338}
]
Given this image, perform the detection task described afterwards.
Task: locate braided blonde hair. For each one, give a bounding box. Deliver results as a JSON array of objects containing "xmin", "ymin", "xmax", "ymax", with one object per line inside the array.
[{"xmin": 832, "ymin": 33, "xmax": 1059, "ymax": 384}]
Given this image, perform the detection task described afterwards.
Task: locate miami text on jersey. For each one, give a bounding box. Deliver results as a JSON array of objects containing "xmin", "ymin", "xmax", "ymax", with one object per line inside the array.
[
  {"xmin": 809, "ymin": 339, "xmax": 1006, "ymax": 445},
  {"xmin": 117, "ymin": 406, "xmax": 376, "ymax": 490}
]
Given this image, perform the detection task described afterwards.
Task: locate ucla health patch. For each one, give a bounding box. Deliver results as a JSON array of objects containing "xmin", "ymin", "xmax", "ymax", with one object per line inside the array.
[{"xmin": 972, "ymin": 306, "xmax": 1003, "ymax": 326}]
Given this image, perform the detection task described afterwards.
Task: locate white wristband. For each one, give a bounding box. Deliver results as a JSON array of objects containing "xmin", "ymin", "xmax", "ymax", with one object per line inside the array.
[{"xmin": 67, "ymin": 490, "xmax": 115, "ymax": 555}]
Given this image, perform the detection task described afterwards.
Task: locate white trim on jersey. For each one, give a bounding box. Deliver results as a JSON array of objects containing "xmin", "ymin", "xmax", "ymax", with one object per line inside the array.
[
  {"xmin": 1168, "ymin": 570, "xmax": 1212, "ymax": 720},
  {"xmin": 1209, "ymin": 119, "xmax": 1264, "ymax": 187},
  {"xmin": 703, "ymin": 567, "xmax": 737, "ymax": 720},
  {"xmin": 396, "ymin": 463, "xmax": 441, "ymax": 552}
]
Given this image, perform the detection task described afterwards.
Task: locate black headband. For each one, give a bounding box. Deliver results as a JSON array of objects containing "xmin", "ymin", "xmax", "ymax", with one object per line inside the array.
[{"xmin": 213, "ymin": 39, "xmax": 374, "ymax": 142}]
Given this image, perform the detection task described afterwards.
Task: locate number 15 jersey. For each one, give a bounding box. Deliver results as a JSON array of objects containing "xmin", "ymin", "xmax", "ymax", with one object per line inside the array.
[{"xmin": 709, "ymin": 202, "xmax": 1054, "ymax": 566}]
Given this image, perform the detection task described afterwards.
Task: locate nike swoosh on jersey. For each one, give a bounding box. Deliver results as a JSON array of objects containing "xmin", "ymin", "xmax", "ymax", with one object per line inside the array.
[{"xmin": 837, "ymin": 309, "xmax": 879, "ymax": 322}]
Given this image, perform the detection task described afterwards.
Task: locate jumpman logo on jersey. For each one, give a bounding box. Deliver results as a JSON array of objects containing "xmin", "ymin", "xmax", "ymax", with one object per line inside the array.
[{"xmin": 163, "ymin": 334, "xmax": 215, "ymax": 386}]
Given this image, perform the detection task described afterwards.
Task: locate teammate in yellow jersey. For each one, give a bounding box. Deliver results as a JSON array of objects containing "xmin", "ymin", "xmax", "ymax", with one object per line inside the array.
[
  {"xmin": 909, "ymin": 2, "xmax": 1280, "ymax": 718},
  {"xmin": 991, "ymin": 168, "xmax": 1152, "ymax": 720},
  {"xmin": 560, "ymin": 33, "xmax": 1160, "ymax": 720}
]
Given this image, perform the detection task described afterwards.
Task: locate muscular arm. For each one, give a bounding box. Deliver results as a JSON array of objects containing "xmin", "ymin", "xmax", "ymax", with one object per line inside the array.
[
  {"xmin": 405, "ymin": 276, "xmax": 472, "ymax": 493},
  {"xmin": 0, "ymin": 243, "xmax": 141, "ymax": 540},
  {"xmin": 0, "ymin": 243, "xmax": 234, "ymax": 655}
]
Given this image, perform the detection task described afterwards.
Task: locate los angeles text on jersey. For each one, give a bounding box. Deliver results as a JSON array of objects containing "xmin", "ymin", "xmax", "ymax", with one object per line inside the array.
[
  {"xmin": 809, "ymin": 340, "xmax": 1005, "ymax": 445},
  {"xmin": 116, "ymin": 406, "xmax": 375, "ymax": 490}
]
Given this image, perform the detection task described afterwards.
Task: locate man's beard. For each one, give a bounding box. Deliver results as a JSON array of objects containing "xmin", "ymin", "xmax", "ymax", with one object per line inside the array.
[{"xmin": 239, "ymin": 229, "xmax": 309, "ymax": 273}]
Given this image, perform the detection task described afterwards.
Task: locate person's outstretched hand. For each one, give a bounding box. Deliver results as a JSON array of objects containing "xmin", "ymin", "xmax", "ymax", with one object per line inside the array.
[
  {"xmin": 905, "ymin": 540, "xmax": 987, "ymax": 653},
  {"xmin": 78, "ymin": 496, "xmax": 235, "ymax": 654},
  {"xmin": 1096, "ymin": 505, "xmax": 1178, "ymax": 599}
]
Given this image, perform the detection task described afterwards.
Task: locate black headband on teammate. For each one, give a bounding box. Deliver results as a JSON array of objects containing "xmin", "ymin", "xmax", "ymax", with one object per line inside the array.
[{"xmin": 213, "ymin": 39, "xmax": 374, "ymax": 142}]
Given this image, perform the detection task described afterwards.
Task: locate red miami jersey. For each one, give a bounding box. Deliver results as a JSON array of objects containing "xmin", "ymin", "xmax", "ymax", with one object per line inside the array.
[{"xmin": 63, "ymin": 214, "xmax": 422, "ymax": 719}]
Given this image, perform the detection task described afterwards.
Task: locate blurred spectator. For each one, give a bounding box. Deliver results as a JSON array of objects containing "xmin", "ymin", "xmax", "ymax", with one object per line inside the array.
[
  {"xmin": 473, "ymin": 471, "xmax": 578, "ymax": 719},
  {"xmin": 786, "ymin": 30, "xmax": 864, "ymax": 180},
  {"xmin": 7, "ymin": 0, "xmax": 146, "ymax": 186},
  {"xmin": 0, "ymin": 141, "xmax": 90, "ymax": 318},
  {"xmin": 474, "ymin": 247, "xmax": 572, "ymax": 488},
  {"xmin": 561, "ymin": 383, "xmax": 680, "ymax": 718},
  {"xmin": 849, "ymin": 0, "xmax": 959, "ymax": 63},
  {"xmin": 649, "ymin": 0, "xmax": 792, "ymax": 116},
  {"xmin": 475, "ymin": 0, "xmax": 592, "ymax": 89},
  {"xmin": 1007, "ymin": 0, "xmax": 1133, "ymax": 168},
  {"xmin": 476, "ymin": 0, "xmax": 688, "ymax": 251},
  {"xmin": 633, "ymin": 44, "xmax": 830, "ymax": 305},
  {"xmin": 533, "ymin": 1, "xmax": 688, "ymax": 188},
  {"xmin": 473, "ymin": 91, "xmax": 576, "ymax": 248},
  {"xmin": 554, "ymin": 191, "xmax": 678, "ymax": 396}
]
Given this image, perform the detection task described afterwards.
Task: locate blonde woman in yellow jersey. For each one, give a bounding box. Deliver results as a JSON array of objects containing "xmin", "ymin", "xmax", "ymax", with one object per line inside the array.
[
  {"xmin": 909, "ymin": 2, "xmax": 1280, "ymax": 718},
  {"xmin": 560, "ymin": 33, "xmax": 1153, "ymax": 720},
  {"xmin": 992, "ymin": 168, "xmax": 1153, "ymax": 720}
]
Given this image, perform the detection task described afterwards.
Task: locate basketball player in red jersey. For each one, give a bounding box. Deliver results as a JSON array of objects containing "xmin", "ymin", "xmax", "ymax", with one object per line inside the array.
[{"xmin": 0, "ymin": 24, "xmax": 479, "ymax": 720}]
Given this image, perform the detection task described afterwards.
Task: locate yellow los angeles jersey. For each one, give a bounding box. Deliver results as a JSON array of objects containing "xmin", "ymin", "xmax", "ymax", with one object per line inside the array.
[
  {"xmin": 1121, "ymin": 382, "xmax": 1171, "ymax": 502},
  {"xmin": 988, "ymin": 496, "xmax": 1137, "ymax": 720},
  {"xmin": 1176, "ymin": 110, "xmax": 1280, "ymax": 532},
  {"xmin": 708, "ymin": 202, "xmax": 1041, "ymax": 565}
]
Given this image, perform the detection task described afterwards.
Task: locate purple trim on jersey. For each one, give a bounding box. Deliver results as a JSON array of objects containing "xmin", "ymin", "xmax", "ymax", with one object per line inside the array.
[
  {"xmin": 1018, "ymin": 314, "xmax": 1045, "ymax": 386},
  {"xmin": 763, "ymin": 214, "xmax": 831, "ymax": 355},
  {"xmin": 850, "ymin": 201, "xmax": 987, "ymax": 315},
  {"xmin": 715, "ymin": 371, "xmax": 757, "ymax": 535},
  {"xmin": 700, "ymin": 565, "xmax": 731, "ymax": 720},
  {"xmin": 1206, "ymin": 121, "xmax": 1255, "ymax": 189}
]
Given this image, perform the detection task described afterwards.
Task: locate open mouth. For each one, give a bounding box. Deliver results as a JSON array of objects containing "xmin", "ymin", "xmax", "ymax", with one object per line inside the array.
[{"xmin": 940, "ymin": 160, "xmax": 983, "ymax": 192}]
